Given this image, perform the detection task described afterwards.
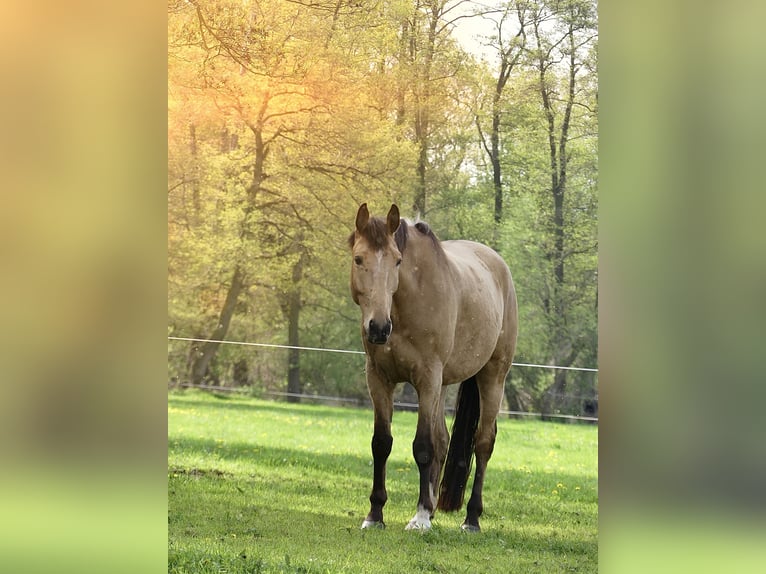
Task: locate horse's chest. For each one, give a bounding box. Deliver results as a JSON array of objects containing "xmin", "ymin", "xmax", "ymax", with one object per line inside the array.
[{"xmin": 367, "ymin": 335, "xmax": 438, "ymax": 382}]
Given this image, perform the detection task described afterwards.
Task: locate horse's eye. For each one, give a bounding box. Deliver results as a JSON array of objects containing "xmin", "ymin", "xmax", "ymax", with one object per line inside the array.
[
  {"xmin": 396, "ymin": 259, "xmax": 402, "ymax": 267},
  {"xmin": 354, "ymin": 256, "xmax": 363, "ymax": 266}
]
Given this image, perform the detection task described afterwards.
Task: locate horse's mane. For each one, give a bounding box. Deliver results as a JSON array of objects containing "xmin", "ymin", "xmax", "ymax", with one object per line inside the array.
[
  {"xmin": 348, "ymin": 217, "xmax": 443, "ymax": 257},
  {"xmin": 410, "ymin": 220, "xmax": 443, "ymax": 255}
]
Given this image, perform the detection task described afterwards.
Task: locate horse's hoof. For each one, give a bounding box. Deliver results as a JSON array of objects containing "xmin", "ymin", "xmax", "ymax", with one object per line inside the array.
[
  {"xmin": 361, "ymin": 519, "xmax": 385, "ymax": 529},
  {"xmin": 405, "ymin": 509, "xmax": 432, "ymax": 531},
  {"xmin": 461, "ymin": 523, "xmax": 480, "ymax": 533},
  {"xmin": 405, "ymin": 519, "xmax": 431, "ymax": 531}
]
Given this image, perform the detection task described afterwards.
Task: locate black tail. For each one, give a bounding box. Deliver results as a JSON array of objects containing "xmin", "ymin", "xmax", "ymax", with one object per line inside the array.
[{"xmin": 437, "ymin": 376, "xmax": 480, "ymax": 512}]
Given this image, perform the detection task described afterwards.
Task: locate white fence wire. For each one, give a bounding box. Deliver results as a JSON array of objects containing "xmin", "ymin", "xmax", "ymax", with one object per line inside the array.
[
  {"xmin": 168, "ymin": 336, "xmax": 598, "ymax": 422},
  {"xmin": 168, "ymin": 336, "xmax": 599, "ymax": 373}
]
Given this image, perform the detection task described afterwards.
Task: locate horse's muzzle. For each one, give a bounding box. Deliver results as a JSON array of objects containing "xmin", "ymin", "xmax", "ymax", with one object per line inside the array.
[{"xmin": 367, "ymin": 318, "xmax": 392, "ymax": 345}]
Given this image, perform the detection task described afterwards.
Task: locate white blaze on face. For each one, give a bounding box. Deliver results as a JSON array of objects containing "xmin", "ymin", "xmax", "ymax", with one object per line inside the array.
[
  {"xmin": 376, "ymin": 250, "xmax": 389, "ymax": 293},
  {"xmin": 363, "ymin": 250, "xmax": 389, "ymax": 331},
  {"xmin": 375, "ymin": 250, "xmax": 386, "ymax": 292}
]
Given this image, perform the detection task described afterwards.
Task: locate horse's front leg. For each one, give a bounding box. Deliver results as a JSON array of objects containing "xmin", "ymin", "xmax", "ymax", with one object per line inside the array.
[
  {"xmin": 405, "ymin": 368, "xmax": 442, "ymax": 531},
  {"xmin": 361, "ymin": 367, "xmax": 395, "ymax": 529}
]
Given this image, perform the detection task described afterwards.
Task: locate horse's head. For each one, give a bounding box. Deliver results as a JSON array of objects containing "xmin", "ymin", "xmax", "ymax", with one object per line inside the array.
[{"xmin": 349, "ymin": 203, "xmax": 402, "ymax": 345}]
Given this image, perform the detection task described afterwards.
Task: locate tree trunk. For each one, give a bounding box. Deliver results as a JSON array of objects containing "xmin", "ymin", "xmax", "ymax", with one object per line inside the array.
[
  {"xmin": 286, "ymin": 291, "xmax": 301, "ymax": 402},
  {"xmin": 490, "ymin": 79, "xmax": 503, "ymax": 250},
  {"xmin": 533, "ymin": 15, "xmax": 578, "ymax": 418},
  {"xmin": 503, "ymin": 370, "xmax": 518, "ymax": 411},
  {"xmin": 489, "ymin": 58, "xmax": 510, "ymax": 250},
  {"xmin": 541, "ymin": 369, "xmax": 568, "ymax": 420},
  {"xmin": 187, "ymin": 95, "xmax": 268, "ymax": 388},
  {"xmin": 412, "ymin": 2, "xmax": 439, "ymax": 216},
  {"xmin": 232, "ymin": 358, "xmax": 249, "ymax": 387},
  {"xmin": 188, "ymin": 266, "xmax": 245, "ymax": 385},
  {"xmin": 414, "ymin": 138, "xmax": 428, "ymax": 214},
  {"xmin": 540, "ymin": 333, "xmax": 586, "ymax": 418},
  {"xmin": 395, "ymin": 17, "xmax": 410, "ymax": 127},
  {"xmin": 286, "ymin": 248, "xmax": 306, "ymax": 403},
  {"xmin": 483, "ymin": 6, "xmax": 526, "ymax": 249},
  {"xmin": 552, "ymin": 20, "xmax": 577, "ymax": 292},
  {"xmin": 189, "ymin": 123, "xmax": 201, "ymax": 225}
]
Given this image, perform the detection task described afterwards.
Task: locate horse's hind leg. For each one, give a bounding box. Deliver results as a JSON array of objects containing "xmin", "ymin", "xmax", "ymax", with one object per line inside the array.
[
  {"xmin": 430, "ymin": 388, "xmax": 450, "ymax": 514},
  {"xmin": 462, "ymin": 361, "xmax": 508, "ymax": 532}
]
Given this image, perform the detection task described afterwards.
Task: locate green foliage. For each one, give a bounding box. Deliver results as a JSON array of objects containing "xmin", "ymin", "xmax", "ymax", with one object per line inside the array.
[
  {"xmin": 168, "ymin": 0, "xmax": 598, "ymax": 416},
  {"xmin": 168, "ymin": 391, "xmax": 598, "ymax": 573}
]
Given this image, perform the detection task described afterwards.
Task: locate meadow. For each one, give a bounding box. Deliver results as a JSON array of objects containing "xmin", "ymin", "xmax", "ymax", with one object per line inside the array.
[{"xmin": 168, "ymin": 390, "xmax": 598, "ymax": 573}]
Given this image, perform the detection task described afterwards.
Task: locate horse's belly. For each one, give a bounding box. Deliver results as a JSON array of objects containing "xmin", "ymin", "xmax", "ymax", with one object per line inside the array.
[{"xmin": 442, "ymin": 337, "xmax": 499, "ymax": 385}]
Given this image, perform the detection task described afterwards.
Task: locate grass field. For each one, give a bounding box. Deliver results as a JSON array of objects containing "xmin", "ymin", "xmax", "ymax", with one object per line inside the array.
[{"xmin": 168, "ymin": 390, "xmax": 598, "ymax": 573}]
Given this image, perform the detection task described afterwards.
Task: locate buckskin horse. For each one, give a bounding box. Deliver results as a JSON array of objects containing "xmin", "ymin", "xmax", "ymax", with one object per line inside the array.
[{"xmin": 348, "ymin": 203, "xmax": 518, "ymax": 531}]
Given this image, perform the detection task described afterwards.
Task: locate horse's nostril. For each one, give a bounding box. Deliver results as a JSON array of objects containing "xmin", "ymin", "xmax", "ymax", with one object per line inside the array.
[{"xmin": 367, "ymin": 319, "xmax": 391, "ymax": 343}]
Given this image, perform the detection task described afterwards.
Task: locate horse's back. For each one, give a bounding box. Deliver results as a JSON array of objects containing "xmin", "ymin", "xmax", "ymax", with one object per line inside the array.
[{"xmin": 442, "ymin": 240, "xmax": 514, "ymax": 301}]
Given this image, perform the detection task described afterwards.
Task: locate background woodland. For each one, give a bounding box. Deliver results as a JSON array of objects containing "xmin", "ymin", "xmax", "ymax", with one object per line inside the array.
[{"xmin": 168, "ymin": 0, "xmax": 598, "ymax": 418}]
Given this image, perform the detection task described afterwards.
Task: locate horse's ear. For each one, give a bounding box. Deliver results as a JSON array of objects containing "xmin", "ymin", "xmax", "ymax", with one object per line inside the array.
[
  {"xmin": 355, "ymin": 203, "xmax": 369, "ymax": 232},
  {"xmin": 386, "ymin": 204, "xmax": 400, "ymax": 234}
]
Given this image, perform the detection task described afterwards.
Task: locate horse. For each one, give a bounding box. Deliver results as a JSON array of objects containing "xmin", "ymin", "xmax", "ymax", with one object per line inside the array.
[{"xmin": 348, "ymin": 203, "xmax": 518, "ymax": 532}]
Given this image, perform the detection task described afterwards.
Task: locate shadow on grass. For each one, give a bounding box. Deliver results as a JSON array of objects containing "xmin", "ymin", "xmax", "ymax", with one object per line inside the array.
[
  {"xmin": 169, "ymin": 393, "xmax": 372, "ymax": 420},
  {"xmin": 170, "ymin": 433, "xmax": 595, "ymax": 486},
  {"xmin": 169, "ymin": 435, "xmax": 374, "ymax": 479}
]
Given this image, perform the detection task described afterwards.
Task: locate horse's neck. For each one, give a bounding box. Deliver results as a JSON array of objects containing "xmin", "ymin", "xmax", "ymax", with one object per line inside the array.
[{"xmin": 395, "ymin": 241, "xmax": 450, "ymax": 307}]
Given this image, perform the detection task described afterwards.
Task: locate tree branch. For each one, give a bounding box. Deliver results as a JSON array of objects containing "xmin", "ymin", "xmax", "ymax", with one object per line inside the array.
[{"xmin": 475, "ymin": 114, "xmax": 491, "ymax": 157}]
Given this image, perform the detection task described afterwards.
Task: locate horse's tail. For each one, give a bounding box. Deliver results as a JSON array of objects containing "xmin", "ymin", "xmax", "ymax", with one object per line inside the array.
[{"xmin": 437, "ymin": 376, "xmax": 480, "ymax": 512}]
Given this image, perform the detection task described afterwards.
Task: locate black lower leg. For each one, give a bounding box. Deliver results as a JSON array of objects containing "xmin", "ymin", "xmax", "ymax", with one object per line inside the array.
[
  {"xmin": 367, "ymin": 432, "xmax": 392, "ymax": 523},
  {"xmin": 464, "ymin": 461, "xmax": 486, "ymax": 529},
  {"xmin": 413, "ymin": 433, "xmax": 435, "ymax": 514}
]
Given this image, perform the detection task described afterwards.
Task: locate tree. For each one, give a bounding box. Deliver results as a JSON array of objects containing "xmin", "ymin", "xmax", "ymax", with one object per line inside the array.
[
  {"xmin": 460, "ymin": 0, "xmax": 597, "ymax": 416},
  {"xmin": 474, "ymin": 1, "xmax": 528, "ymax": 248},
  {"xmin": 169, "ymin": 0, "xmax": 416, "ymax": 394},
  {"xmin": 167, "ymin": 0, "xmax": 598, "ymax": 417},
  {"xmin": 527, "ymin": 0, "xmax": 598, "ymax": 416},
  {"xmin": 394, "ymin": 1, "xmax": 480, "ymax": 215}
]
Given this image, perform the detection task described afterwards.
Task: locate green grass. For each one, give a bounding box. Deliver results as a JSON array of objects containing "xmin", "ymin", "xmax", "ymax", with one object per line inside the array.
[{"xmin": 168, "ymin": 390, "xmax": 598, "ymax": 573}]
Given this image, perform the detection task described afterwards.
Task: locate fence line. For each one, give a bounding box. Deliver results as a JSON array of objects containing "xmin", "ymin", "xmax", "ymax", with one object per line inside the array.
[
  {"xmin": 173, "ymin": 383, "xmax": 598, "ymax": 423},
  {"xmin": 168, "ymin": 336, "xmax": 599, "ymax": 373},
  {"xmin": 168, "ymin": 336, "xmax": 365, "ymax": 355}
]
